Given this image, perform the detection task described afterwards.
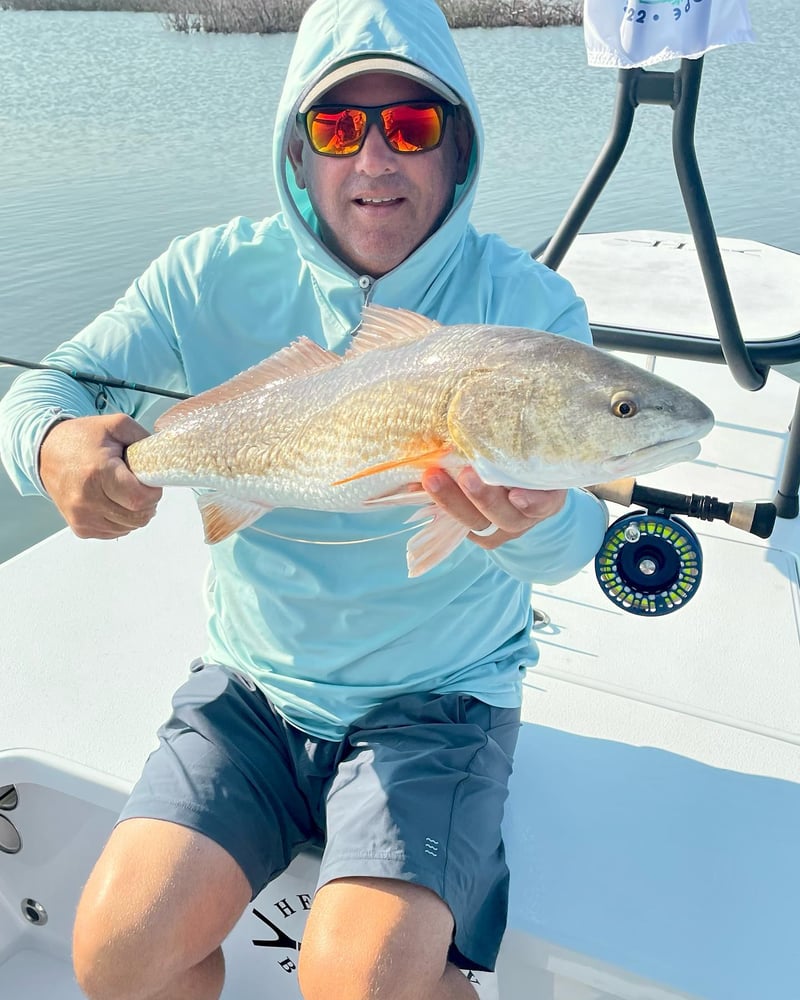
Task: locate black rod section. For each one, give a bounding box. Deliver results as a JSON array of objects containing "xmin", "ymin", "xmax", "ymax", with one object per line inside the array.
[
  {"xmin": 0, "ymin": 356, "xmax": 190, "ymax": 400},
  {"xmin": 671, "ymin": 58, "xmax": 766, "ymax": 391}
]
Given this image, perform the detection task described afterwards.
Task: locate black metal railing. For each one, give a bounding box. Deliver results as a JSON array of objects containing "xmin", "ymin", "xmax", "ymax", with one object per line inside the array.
[{"xmin": 533, "ymin": 57, "xmax": 800, "ymax": 518}]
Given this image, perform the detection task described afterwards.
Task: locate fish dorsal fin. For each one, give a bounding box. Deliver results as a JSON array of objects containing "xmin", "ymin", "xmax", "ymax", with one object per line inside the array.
[
  {"xmin": 345, "ymin": 305, "xmax": 441, "ymax": 358},
  {"xmin": 155, "ymin": 337, "xmax": 341, "ymax": 431}
]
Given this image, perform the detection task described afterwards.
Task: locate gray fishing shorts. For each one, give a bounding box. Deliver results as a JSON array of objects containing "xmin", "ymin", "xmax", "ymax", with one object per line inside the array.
[{"xmin": 118, "ymin": 661, "xmax": 521, "ymax": 971}]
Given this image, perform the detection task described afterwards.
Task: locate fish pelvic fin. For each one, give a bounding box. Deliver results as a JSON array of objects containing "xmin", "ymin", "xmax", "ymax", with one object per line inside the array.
[
  {"xmin": 331, "ymin": 445, "xmax": 453, "ymax": 487},
  {"xmin": 404, "ymin": 504, "xmax": 470, "ymax": 578},
  {"xmin": 345, "ymin": 304, "xmax": 441, "ymax": 358},
  {"xmin": 196, "ymin": 492, "xmax": 273, "ymax": 543},
  {"xmin": 362, "ymin": 487, "xmax": 470, "ymax": 577},
  {"xmin": 155, "ymin": 338, "xmax": 341, "ymax": 431}
]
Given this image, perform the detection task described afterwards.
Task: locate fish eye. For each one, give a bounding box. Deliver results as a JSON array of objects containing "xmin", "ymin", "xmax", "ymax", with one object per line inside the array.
[{"xmin": 611, "ymin": 392, "xmax": 638, "ymax": 418}]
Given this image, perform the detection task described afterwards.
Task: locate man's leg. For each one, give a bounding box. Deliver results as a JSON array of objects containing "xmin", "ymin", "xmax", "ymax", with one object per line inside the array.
[
  {"xmin": 73, "ymin": 817, "xmax": 252, "ymax": 1000},
  {"xmin": 298, "ymin": 877, "xmax": 477, "ymax": 1000},
  {"xmin": 316, "ymin": 692, "xmax": 520, "ymax": 989}
]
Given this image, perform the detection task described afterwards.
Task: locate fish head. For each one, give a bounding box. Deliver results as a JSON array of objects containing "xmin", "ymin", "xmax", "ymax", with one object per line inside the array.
[{"xmin": 447, "ymin": 333, "xmax": 715, "ymax": 489}]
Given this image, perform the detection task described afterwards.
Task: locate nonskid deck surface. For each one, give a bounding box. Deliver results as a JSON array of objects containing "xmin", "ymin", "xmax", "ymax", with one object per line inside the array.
[
  {"xmin": 530, "ymin": 352, "xmax": 800, "ymax": 764},
  {"xmin": 559, "ymin": 230, "xmax": 800, "ymax": 342}
]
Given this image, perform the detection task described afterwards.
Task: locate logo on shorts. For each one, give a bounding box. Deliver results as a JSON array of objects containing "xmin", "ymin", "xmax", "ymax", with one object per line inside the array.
[{"xmin": 424, "ymin": 837, "xmax": 439, "ymax": 857}]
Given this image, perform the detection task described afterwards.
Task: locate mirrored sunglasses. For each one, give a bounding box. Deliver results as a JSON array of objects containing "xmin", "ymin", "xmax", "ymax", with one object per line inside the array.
[{"xmin": 299, "ymin": 101, "xmax": 451, "ymax": 157}]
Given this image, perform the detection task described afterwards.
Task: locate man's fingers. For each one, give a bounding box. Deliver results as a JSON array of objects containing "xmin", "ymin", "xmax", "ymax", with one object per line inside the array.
[
  {"xmin": 104, "ymin": 457, "xmax": 163, "ymax": 516},
  {"xmin": 68, "ymin": 491, "xmax": 158, "ymax": 538},
  {"xmin": 39, "ymin": 414, "xmax": 163, "ymax": 539},
  {"xmin": 422, "ymin": 469, "xmax": 496, "ymax": 532},
  {"xmin": 422, "ymin": 467, "xmax": 567, "ymax": 550},
  {"xmin": 507, "ymin": 487, "xmax": 566, "ymax": 522},
  {"xmin": 421, "ymin": 469, "xmax": 523, "ymax": 549},
  {"xmin": 89, "ymin": 467, "xmax": 160, "ymax": 535},
  {"xmin": 458, "ymin": 470, "xmax": 536, "ymax": 534},
  {"xmin": 102, "ymin": 500, "xmax": 159, "ymax": 531}
]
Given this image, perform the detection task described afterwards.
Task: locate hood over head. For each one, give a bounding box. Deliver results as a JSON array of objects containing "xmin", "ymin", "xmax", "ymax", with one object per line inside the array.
[
  {"xmin": 297, "ymin": 55, "xmax": 462, "ymax": 113},
  {"xmin": 274, "ymin": 0, "xmax": 482, "ymax": 298}
]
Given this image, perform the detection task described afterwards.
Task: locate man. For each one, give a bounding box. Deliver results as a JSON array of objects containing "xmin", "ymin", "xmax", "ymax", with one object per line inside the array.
[{"xmin": 0, "ymin": 0, "xmax": 607, "ymax": 997}]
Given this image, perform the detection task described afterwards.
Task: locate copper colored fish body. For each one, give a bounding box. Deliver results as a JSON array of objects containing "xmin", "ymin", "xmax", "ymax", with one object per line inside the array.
[{"xmin": 126, "ymin": 305, "xmax": 714, "ymax": 576}]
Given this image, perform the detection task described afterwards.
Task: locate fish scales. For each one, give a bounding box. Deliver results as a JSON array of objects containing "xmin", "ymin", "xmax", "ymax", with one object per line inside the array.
[{"xmin": 130, "ymin": 324, "xmax": 498, "ymax": 505}]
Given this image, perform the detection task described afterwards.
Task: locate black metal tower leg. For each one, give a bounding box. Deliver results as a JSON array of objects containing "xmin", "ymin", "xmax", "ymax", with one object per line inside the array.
[
  {"xmin": 538, "ymin": 70, "xmax": 638, "ymax": 271},
  {"xmin": 671, "ymin": 58, "xmax": 766, "ymax": 391},
  {"xmin": 775, "ymin": 388, "xmax": 800, "ymax": 519}
]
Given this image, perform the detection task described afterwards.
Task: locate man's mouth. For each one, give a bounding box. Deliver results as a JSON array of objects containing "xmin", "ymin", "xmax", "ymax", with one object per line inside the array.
[{"xmin": 354, "ymin": 196, "xmax": 403, "ymax": 206}]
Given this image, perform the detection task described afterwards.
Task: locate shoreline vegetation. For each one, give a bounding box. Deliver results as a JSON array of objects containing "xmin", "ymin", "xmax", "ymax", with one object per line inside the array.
[{"xmin": 0, "ymin": 0, "xmax": 583, "ymax": 33}]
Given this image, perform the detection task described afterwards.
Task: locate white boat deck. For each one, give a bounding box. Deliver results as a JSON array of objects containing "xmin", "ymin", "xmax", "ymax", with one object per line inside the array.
[{"xmin": 2, "ymin": 232, "xmax": 799, "ymax": 999}]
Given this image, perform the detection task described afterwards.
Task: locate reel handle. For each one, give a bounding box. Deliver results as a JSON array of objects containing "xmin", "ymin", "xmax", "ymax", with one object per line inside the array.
[{"xmin": 589, "ymin": 478, "xmax": 776, "ymax": 539}]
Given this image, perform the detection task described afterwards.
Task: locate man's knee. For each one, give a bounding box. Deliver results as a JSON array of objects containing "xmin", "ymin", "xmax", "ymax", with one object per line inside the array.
[
  {"xmin": 74, "ymin": 905, "xmax": 227, "ymax": 1000},
  {"xmin": 72, "ymin": 818, "xmax": 250, "ymax": 1000},
  {"xmin": 298, "ymin": 877, "xmax": 454, "ymax": 1000},
  {"xmin": 74, "ymin": 926, "xmax": 224, "ymax": 1000},
  {"xmin": 73, "ymin": 891, "xmax": 172, "ymax": 1000},
  {"xmin": 73, "ymin": 908, "xmax": 149, "ymax": 1000}
]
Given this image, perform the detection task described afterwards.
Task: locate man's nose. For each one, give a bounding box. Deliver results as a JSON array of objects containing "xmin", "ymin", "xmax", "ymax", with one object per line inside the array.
[{"xmin": 356, "ymin": 123, "xmax": 396, "ymax": 173}]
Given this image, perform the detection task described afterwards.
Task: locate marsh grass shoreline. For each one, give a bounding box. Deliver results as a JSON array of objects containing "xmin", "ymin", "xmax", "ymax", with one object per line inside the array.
[{"xmin": 0, "ymin": 0, "xmax": 583, "ymax": 33}]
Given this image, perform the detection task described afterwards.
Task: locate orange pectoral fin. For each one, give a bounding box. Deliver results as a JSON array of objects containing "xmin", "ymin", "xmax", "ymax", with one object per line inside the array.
[{"xmin": 331, "ymin": 446, "xmax": 453, "ymax": 487}]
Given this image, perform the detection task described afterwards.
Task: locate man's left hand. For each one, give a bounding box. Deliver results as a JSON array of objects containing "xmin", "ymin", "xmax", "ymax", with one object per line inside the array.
[{"xmin": 421, "ymin": 467, "xmax": 566, "ymax": 550}]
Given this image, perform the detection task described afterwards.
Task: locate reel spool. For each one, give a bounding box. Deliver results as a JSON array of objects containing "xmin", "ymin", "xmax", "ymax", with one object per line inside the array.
[
  {"xmin": 589, "ymin": 478, "xmax": 776, "ymax": 617},
  {"xmin": 595, "ymin": 511, "xmax": 702, "ymax": 616}
]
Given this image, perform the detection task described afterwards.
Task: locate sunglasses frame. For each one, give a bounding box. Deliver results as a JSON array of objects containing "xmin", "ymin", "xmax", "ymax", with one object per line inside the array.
[{"xmin": 298, "ymin": 100, "xmax": 453, "ymax": 158}]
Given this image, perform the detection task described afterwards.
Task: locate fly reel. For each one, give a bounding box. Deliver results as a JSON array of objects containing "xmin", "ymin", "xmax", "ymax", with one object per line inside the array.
[
  {"xmin": 589, "ymin": 478, "xmax": 777, "ymax": 617},
  {"xmin": 595, "ymin": 511, "xmax": 702, "ymax": 616}
]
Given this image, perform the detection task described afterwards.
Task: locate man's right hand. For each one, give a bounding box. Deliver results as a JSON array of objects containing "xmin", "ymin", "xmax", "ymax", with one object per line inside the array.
[{"xmin": 39, "ymin": 414, "xmax": 163, "ymax": 539}]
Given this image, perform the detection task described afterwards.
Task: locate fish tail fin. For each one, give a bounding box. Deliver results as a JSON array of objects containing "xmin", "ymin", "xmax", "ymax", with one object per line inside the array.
[{"xmin": 196, "ymin": 492, "xmax": 273, "ymax": 543}]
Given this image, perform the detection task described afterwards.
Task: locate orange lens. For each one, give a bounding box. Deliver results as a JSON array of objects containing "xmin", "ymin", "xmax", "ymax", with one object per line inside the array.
[
  {"xmin": 307, "ymin": 108, "xmax": 367, "ymax": 155},
  {"xmin": 305, "ymin": 103, "xmax": 445, "ymax": 156},
  {"xmin": 381, "ymin": 105, "xmax": 443, "ymax": 152}
]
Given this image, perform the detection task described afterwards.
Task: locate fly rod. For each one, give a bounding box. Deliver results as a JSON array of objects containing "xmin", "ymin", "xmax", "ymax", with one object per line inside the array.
[{"xmin": 0, "ymin": 355, "xmax": 191, "ymax": 400}]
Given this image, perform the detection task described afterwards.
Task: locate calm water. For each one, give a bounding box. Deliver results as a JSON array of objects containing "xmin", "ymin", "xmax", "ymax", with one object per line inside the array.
[{"xmin": 1, "ymin": 3, "xmax": 798, "ymax": 562}]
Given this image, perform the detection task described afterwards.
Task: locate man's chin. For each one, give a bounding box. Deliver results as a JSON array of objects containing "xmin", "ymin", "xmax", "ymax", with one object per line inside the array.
[{"xmin": 336, "ymin": 239, "xmax": 416, "ymax": 278}]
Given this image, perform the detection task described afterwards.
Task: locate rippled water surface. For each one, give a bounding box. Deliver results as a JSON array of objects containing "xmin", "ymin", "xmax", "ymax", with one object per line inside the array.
[{"xmin": 1, "ymin": 2, "xmax": 798, "ymax": 560}]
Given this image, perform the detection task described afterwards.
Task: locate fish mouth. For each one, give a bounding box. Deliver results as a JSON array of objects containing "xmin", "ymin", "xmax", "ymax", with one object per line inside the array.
[{"xmin": 607, "ymin": 435, "xmax": 705, "ymax": 478}]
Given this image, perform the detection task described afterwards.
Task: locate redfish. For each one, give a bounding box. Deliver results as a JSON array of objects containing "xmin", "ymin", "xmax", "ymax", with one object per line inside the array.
[{"xmin": 126, "ymin": 305, "xmax": 714, "ymax": 576}]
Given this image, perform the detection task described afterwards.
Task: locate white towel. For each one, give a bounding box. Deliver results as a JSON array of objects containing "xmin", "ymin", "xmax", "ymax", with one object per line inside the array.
[{"xmin": 583, "ymin": 0, "xmax": 755, "ymax": 68}]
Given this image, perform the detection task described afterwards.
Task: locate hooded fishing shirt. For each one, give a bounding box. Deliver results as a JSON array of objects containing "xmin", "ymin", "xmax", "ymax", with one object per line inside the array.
[{"xmin": 0, "ymin": 0, "xmax": 608, "ymax": 740}]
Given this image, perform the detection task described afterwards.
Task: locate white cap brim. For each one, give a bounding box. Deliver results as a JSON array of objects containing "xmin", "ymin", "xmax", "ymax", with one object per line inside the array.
[{"xmin": 298, "ymin": 56, "xmax": 461, "ymax": 113}]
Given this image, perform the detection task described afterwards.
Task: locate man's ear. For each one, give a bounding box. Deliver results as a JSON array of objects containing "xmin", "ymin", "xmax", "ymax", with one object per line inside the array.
[
  {"xmin": 288, "ymin": 127, "xmax": 308, "ymax": 190},
  {"xmin": 454, "ymin": 110, "xmax": 473, "ymax": 185}
]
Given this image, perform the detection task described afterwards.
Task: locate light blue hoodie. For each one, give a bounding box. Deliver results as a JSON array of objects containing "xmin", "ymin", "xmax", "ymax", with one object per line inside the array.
[{"xmin": 0, "ymin": 0, "xmax": 607, "ymax": 739}]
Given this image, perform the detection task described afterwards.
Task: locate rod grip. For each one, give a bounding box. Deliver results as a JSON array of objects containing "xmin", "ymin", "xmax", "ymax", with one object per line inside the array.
[
  {"xmin": 730, "ymin": 501, "xmax": 776, "ymax": 539},
  {"xmin": 588, "ymin": 478, "xmax": 636, "ymax": 506}
]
